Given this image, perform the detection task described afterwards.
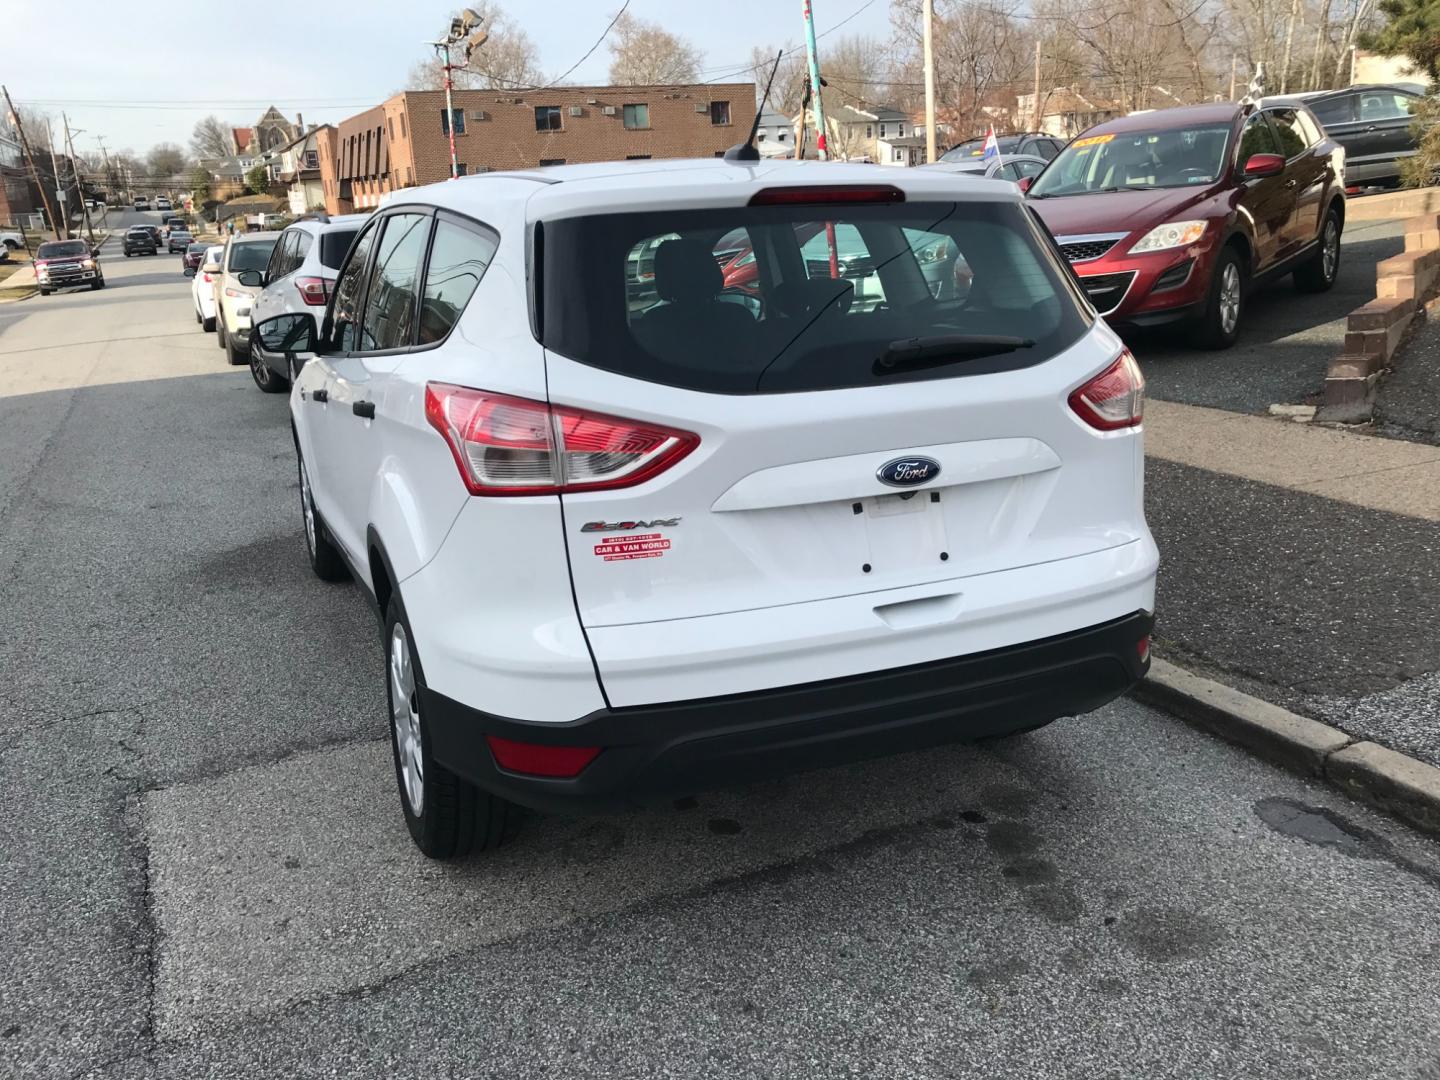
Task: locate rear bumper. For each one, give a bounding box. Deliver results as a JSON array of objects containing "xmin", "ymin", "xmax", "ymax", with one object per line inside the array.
[{"xmin": 425, "ymin": 610, "xmax": 1154, "ymax": 814}]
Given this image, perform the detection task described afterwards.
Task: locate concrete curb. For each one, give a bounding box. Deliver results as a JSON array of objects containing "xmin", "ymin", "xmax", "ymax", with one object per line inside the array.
[{"xmin": 1134, "ymin": 658, "xmax": 1440, "ymax": 838}]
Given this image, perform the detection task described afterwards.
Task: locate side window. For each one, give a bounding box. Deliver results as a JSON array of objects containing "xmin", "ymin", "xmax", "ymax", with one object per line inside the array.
[
  {"xmin": 1237, "ymin": 112, "xmax": 1282, "ymax": 164},
  {"xmin": 1267, "ymin": 109, "xmax": 1309, "ymax": 158},
  {"xmin": 418, "ymin": 218, "xmax": 498, "ymax": 344},
  {"xmin": 294, "ymin": 232, "xmax": 313, "ymax": 270},
  {"xmin": 1294, "ymin": 110, "xmax": 1325, "ymax": 147},
  {"xmin": 358, "ymin": 213, "xmax": 431, "ymax": 352},
  {"xmin": 1359, "ymin": 92, "xmax": 1416, "ymax": 121},
  {"xmin": 1016, "ymin": 159, "xmax": 1046, "ymax": 178},
  {"xmin": 266, "ymin": 232, "xmax": 294, "ymax": 281},
  {"xmin": 329, "ymin": 224, "xmax": 379, "ymax": 354},
  {"xmin": 1310, "ymin": 95, "xmax": 1356, "ymax": 127}
]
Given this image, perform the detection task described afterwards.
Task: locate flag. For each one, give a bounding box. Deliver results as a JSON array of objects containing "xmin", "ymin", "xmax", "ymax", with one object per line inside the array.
[{"xmin": 981, "ymin": 125, "xmax": 1000, "ymax": 163}]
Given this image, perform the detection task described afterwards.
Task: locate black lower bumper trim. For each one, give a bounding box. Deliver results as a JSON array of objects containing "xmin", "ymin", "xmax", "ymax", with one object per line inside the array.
[{"xmin": 424, "ymin": 611, "xmax": 1154, "ymax": 814}]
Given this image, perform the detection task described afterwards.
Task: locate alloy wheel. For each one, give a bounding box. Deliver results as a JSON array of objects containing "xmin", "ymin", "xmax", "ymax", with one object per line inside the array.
[
  {"xmin": 299, "ymin": 459, "xmax": 317, "ymax": 557},
  {"xmin": 1322, "ymin": 220, "xmax": 1339, "ymax": 282},
  {"xmin": 1219, "ymin": 262, "xmax": 1241, "ymax": 336},
  {"xmin": 389, "ymin": 624, "xmax": 424, "ymax": 816}
]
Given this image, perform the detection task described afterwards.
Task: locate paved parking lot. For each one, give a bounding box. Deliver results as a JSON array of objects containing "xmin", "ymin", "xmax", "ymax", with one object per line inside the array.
[{"xmin": 4, "ymin": 212, "xmax": 1440, "ymax": 1079}]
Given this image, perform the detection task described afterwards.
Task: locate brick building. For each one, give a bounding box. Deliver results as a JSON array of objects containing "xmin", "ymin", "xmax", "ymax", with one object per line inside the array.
[{"xmin": 319, "ymin": 83, "xmax": 755, "ymax": 214}]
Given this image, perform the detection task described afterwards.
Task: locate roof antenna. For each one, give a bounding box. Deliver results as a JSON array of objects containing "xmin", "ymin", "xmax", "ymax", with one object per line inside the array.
[{"xmin": 725, "ymin": 51, "xmax": 784, "ymax": 163}]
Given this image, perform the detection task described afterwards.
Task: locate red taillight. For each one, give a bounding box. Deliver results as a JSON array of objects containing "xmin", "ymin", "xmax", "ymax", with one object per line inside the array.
[
  {"xmin": 295, "ymin": 275, "xmax": 330, "ymax": 306},
  {"xmin": 424, "ymin": 383, "xmax": 699, "ymax": 496},
  {"xmin": 201, "ymin": 272, "xmax": 213, "ymax": 283},
  {"xmin": 485, "ymin": 735, "xmax": 600, "ymax": 777},
  {"xmin": 749, "ymin": 184, "xmax": 905, "ymax": 206},
  {"xmin": 1137, "ymin": 635, "xmax": 1151, "ymax": 663},
  {"xmin": 1068, "ymin": 351, "xmax": 1145, "ymax": 431}
]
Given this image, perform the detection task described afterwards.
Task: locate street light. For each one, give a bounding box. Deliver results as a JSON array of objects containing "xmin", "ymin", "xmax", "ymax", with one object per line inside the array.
[{"xmin": 429, "ymin": 8, "xmax": 487, "ymax": 180}]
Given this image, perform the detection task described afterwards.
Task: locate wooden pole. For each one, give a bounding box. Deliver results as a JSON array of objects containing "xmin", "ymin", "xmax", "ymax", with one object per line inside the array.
[
  {"xmin": 2, "ymin": 85, "xmax": 60, "ymax": 237},
  {"xmin": 923, "ymin": 0, "xmax": 937, "ymax": 163},
  {"xmin": 63, "ymin": 113, "xmax": 96, "ymax": 247},
  {"xmin": 1032, "ymin": 40, "xmax": 1043, "ymax": 131}
]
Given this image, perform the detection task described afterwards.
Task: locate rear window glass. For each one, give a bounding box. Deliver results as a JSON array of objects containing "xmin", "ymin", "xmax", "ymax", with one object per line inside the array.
[
  {"xmin": 227, "ymin": 239, "xmax": 277, "ymax": 272},
  {"xmin": 38, "ymin": 240, "xmax": 89, "ymax": 258},
  {"xmin": 539, "ymin": 200, "xmax": 1087, "ymax": 394},
  {"xmin": 319, "ymin": 228, "xmax": 360, "ymax": 270}
]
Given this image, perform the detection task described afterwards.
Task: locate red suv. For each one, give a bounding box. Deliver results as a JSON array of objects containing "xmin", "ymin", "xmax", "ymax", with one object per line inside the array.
[{"xmin": 1026, "ymin": 102, "xmax": 1345, "ymax": 348}]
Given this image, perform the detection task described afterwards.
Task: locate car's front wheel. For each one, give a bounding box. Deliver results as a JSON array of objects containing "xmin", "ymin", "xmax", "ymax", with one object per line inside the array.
[
  {"xmin": 1294, "ymin": 208, "xmax": 1341, "ymax": 293},
  {"xmin": 384, "ymin": 595, "xmax": 516, "ymax": 859},
  {"xmin": 1197, "ymin": 246, "xmax": 1245, "ymax": 350}
]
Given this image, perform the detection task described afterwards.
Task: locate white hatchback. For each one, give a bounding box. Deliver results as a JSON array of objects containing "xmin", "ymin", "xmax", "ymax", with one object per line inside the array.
[
  {"xmin": 253, "ymin": 160, "xmax": 1158, "ymax": 859},
  {"xmin": 189, "ymin": 244, "xmax": 223, "ymax": 331}
]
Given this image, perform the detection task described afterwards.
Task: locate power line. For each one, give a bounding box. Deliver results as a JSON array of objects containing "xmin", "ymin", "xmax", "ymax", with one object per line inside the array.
[{"xmin": 697, "ymin": 0, "xmax": 880, "ymax": 85}]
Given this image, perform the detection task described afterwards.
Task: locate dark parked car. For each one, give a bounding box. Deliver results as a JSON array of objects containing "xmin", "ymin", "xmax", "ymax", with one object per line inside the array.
[
  {"xmin": 34, "ymin": 238, "xmax": 104, "ymax": 294},
  {"xmin": 167, "ymin": 228, "xmax": 194, "ymax": 253},
  {"xmin": 1269, "ymin": 83, "xmax": 1425, "ymax": 189},
  {"xmin": 941, "ymin": 132, "xmax": 1066, "ymax": 163},
  {"xmin": 123, "ymin": 226, "xmax": 158, "ymax": 256},
  {"xmin": 182, "ymin": 241, "xmax": 209, "ymax": 272},
  {"xmin": 1027, "ymin": 100, "xmax": 1345, "ymax": 349}
]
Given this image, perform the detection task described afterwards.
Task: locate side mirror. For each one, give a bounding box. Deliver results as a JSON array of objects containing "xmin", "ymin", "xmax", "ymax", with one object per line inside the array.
[
  {"xmin": 1243, "ymin": 153, "xmax": 1285, "ymax": 179},
  {"xmin": 183, "ymin": 267, "xmax": 196, "ymax": 278},
  {"xmin": 1017, "ymin": 175, "xmax": 1034, "ymax": 193},
  {"xmin": 235, "ymin": 268, "xmax": 264, "ymax": 288},
  {"xmin": 254, "ymin": 313, "xmax": 320, "ymax": 360}
]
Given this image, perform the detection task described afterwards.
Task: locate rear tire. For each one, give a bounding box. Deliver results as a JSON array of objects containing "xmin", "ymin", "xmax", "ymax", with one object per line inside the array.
[
  {"xmin": 39, "ymin": 288, "xmax": 51, "ymax": 296},
  {"xmin": 1294, "ymin": 208, "xmax": 1341, "ymax": 294},
  {"xmin": 1197, "ymin": 246, "xmax": 1245, "ymax": 350},
  {"xmin": 250, "ymin": 350, "xmax": 288, "ymax": 393},
  {"xmin": 384, "ymin": 594, "xmax": 517, "ymax": 859},
  {"xmin": 226, "ymin": 335, "xmax": 246, "ymax": 367},
  {"xmin": 202, "ymin": 314, "xmax": 216, "ymax": 333},
  {"xmin": 217, "ymin": 320, "xmax": 228, "ymax": 350}
]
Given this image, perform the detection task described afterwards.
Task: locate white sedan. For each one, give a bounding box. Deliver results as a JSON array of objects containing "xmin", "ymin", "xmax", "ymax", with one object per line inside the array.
[{"xmin": 191, "ymin": 244, "xmax": 223, "ymax": 332}]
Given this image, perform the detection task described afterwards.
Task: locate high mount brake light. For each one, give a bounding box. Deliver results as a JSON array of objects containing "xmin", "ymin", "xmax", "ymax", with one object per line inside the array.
[
  {"xmin": 424, "ymin": 383, "xmax": 699, "ymax": 497},
  {"xmin": 749, "ymin": 185, "xmax": 906, "ymax": 206},
  {"xmin": 1068, "ymin": 350, "xmax": 1145, "ymax": 431}
]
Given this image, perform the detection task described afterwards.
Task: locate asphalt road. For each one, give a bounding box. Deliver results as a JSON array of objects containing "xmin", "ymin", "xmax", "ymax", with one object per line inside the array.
[
  {"xmin": 1128, "ymin": 216, "xmax": 1406, "ymax": 413},
  {"xmin": 3, "ymin": 211, "xmax": 1440, "ymax": 1079}
]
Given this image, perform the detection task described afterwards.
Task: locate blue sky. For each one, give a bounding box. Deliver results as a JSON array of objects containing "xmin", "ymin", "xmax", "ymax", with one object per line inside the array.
[{"xmin": 6, "ymin": 0, "xmax": 892, "ymax": 156}]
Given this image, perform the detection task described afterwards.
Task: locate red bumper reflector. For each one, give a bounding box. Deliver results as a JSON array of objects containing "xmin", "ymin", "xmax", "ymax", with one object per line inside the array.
[
  {"xmin": 485, "ymin": 736, "xmax": 601, "ymax": 778},
  {"xmin": 1137, "ymin": 635, "xmax": 1151, "ymax": 663}
]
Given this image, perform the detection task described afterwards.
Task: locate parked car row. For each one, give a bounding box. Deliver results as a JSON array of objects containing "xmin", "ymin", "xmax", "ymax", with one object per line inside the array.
[{"xmin": 182, "ymin": 212, "xmax": 364, "ymax": 381}]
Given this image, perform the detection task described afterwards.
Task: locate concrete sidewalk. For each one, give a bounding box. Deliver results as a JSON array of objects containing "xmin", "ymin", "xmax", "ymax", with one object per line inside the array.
[
  {"xmin": 1143, "ymin": 398, "xmax": 1440, "ymax": 769},
  {"xmin": 1147, "ymin": 398, "xmax": 1440, "ymax": 520}
]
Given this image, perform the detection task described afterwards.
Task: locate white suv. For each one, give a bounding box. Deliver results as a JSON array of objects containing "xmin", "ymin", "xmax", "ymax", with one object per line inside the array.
[
  {"xmin": 249, "ymin": 213, "xmax": 366, "ymax": 393},
  {"xmin": 253, "ymin": 161, "xmax": 1158, "ymax": 859}
]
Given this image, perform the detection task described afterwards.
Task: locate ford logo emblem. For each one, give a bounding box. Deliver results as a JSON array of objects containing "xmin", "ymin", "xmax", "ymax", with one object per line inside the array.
[{"xmin": 877, "ymin": 456, "xmax": 941, "ymax": 487}]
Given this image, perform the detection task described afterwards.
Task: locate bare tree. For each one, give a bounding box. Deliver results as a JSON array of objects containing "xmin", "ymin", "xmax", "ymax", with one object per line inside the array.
[
  {"xmin": 607, "ymin": 11, "xmax": 703, "ymax": 85},
  {"xmin": 190, "ymin": 115, "xmax": 233, "ymax": 160},
  {"xmin": 748, "ymin": 45, "xmax": 810, "ymax": 115},
  {"xmin": 146, "ymin": 143, "xmax": 187, "ymax": 178},
  {"xmin": 405, "ymin": 2, "xmax": 544, "ymax": 90}
]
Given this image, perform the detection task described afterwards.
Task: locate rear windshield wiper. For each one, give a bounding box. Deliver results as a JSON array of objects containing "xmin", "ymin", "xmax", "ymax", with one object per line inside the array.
[{"xmin": 875, "ymin": 334, "xmax": 1035, "ymax": 375}]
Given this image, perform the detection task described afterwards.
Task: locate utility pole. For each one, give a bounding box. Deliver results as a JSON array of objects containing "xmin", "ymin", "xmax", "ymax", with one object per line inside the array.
[
  {"xmin": 922, "ymin": 0, "xmax": 937, "ymax": 163},
  {"xmin": 62, "ymin": 114, "xmax": 96, "ymax": 246},
  {"xmin": 45, "ymin": 120, "xmax": 69, "ymax": 239},
  {"xmin": 1032, "ymin": 40, "xmax": 1043, "ymax": 131},
  {"xmin": 2, "ymin": 85, "xmax": 60, "ymax": 237},
  {"xmin": 801, "ymin": 0, "xmax": 829, "ymax": 161},
  {"xmin": 1229, "ymin": 55, "xmax": 1239, "ymax": 100}
]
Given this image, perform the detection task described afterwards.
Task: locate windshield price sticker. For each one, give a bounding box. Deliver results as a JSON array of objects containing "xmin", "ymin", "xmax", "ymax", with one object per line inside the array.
[
  {"xmin": 1071, "ymin": 134, "xmax": 1115, "ymax": 149},
  {"xmin": 594, "ymin": 533, "xmax": 671, "ymax": 561}
]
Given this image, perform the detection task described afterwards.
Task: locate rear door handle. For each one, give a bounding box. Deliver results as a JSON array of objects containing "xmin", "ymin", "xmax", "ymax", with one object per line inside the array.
[
  {"xmin": 352, "ymin": 400, "xmax": 376, "ymax": 420},
  {"xmin": 311, "ymin": 389, "xmax": 328, "ymax": 403}
]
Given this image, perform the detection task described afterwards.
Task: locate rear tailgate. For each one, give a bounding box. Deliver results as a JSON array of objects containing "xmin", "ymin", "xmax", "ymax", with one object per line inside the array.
[{"xmin": 537, "ymin": 190, "xmax": 1149, "ymax": 707}]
